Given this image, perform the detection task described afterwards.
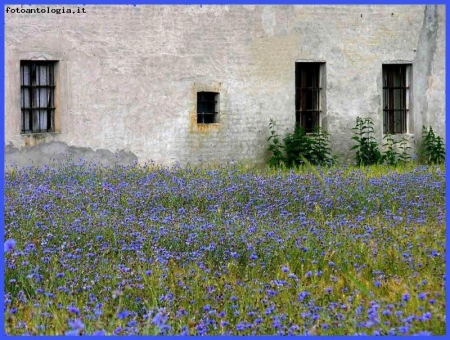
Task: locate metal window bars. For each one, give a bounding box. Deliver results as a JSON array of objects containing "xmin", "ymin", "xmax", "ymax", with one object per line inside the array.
[
  {"xmin": 197, "ymin": 92, "xmax": 218, "ymax": 124},
  {"xmin": 295, "ymin": 63, "xmax": 321, "ymax": 133},
  {"xmin": 383, "ymin": 65, "xmax": 408, "ymax": 134},
  {"xmin": 21, "ymin": 61, "xmax": 55, "ymax": 133}
]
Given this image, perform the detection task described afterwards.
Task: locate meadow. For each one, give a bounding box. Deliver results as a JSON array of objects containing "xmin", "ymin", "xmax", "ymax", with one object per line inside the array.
[{"xmin": 3, "ymin": 161, "xmax": 446, "ymax": 335}]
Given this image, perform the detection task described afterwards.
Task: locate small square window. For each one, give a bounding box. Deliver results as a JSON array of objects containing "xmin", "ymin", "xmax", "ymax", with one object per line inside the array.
[
  {"xmin": 20, "ymin": 61, "xmax": 56, "ymax": 133},
  {"xmin": 197, "ymin": 92, "xmax": 219, "ymax": 124},
  {"xmin": 295, "ymin": 62, "xmax": 323, "ymax": 133},
  {"xmin": 383, "ymin": 64, "xmax": 410, "ymax": 134}
]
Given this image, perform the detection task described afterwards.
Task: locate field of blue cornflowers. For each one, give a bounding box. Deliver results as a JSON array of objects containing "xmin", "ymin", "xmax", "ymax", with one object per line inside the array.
[{"xmin": 4, "ymin": 161, "xmax": 446, "ymax": 335}]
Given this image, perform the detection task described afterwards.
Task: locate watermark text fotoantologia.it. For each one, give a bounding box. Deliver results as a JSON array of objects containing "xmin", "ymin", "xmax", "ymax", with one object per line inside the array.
[{"xmin": 6, "ymin": 6, "xmax": 86, "ymax": 15}]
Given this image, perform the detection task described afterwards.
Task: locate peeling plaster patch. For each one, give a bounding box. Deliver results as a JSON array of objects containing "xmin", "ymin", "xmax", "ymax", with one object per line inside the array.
[
  {"xmin": 5, "ymin": 142, "xmax": 138, "ymax": 170},
  {"xmin": 262, "ymin": 7, "xmax": 276, "ymax": 37}
]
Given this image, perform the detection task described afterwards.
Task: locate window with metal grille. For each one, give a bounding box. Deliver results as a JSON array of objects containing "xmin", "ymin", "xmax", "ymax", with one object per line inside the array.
[
  {"xmin": 197, "ymin": 92, "xmax": 219, "ymax": 124},
  {"xmin": 383, "ymin": 64, "xmax": 410, "ymax": 134},
  {"xmin": 295, "ymin": 63, "xmax": 322, "ymax": 133},
  {"xmin": 20, "ymin": 61, "xmax": 56, "ymax": 133}
]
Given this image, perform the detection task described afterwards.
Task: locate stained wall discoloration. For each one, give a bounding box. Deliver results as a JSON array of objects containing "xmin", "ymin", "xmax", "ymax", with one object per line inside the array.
[
  {"xmin": 5, "ymin": 142, "xmax": 138, "ymax": 170},
  {"xmin": 5, "ymin": 5, "xmax": 445, "ymax": 167},
  {"xmin": 413, "ymin": 5, "xmax": 445, "ymax": 140},
  {"xmin": 189, "ymin": 82, "xmax": 223, "ymax": 134}
]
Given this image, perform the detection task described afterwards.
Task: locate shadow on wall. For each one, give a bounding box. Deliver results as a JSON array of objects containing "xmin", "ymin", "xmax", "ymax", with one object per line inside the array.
[{"xmin": 4, "ymin": 142, "xmax": 138, "ymax": 170}]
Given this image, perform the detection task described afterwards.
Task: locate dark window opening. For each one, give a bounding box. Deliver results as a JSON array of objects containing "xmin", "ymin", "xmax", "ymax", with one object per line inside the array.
[
  {"xmin": 295, "ymin": 63, "xmax": 321, "ymax": 133},
  {"xmin": 197, "ymin": 92, "xmax": 219, "ymax": 124},
  {"xmin": 383, "ymin": 64, "xmax": 409, "ymax": 134},
  {"xmin": 20, "ymin": 61, "xmax": 56, "ymax": 133}
]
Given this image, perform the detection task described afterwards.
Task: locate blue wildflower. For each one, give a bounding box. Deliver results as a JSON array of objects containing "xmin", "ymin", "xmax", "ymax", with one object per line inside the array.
[
  {"xmin": 398, "ymin": 325, "xmax": 409, "ymax": 334},
  {"xmin": 67, "ymin": 318, "xmax": 85, "ymax": 335},
  {"xmin": 236, "ymin": 322, "xmax": 245, "ymax": 331},
  {"xmin": 4, "ymin": 239, "xmax": 16, "ymax": 253},
  {"xmin": 67, "ymin": 306, "xmax": 80, "ymax": 315},
  {"xmin": 418, "ymin": 292, "xmax": 426, "ymax": 300},
  {"xmin": 412, "ymin": 331, "xmax": 432, "ymax": 336},
  {"xmin": 117, "ymin": 310, "xmax": 130, "ymax": 319},
  {"xmin": 298, "ymin": 291, "xmax": 310, "ymax": 302},
  {"xmin": 152, "ymin": 312, "xmax": 168, "ymax": 327}
]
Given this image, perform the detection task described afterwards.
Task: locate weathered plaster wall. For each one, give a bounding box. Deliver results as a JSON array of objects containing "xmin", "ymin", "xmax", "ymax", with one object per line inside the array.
[
  {"xmin": 4, "ymin": 5, "xmax": 445, "ymax": 168},
  {"xmin": 413, "ymin": 5, "xmax": 446, "ymax": 141},
  {"xmin": 5, "ymin": 142, "xmax": 138, "ymax": 169}
]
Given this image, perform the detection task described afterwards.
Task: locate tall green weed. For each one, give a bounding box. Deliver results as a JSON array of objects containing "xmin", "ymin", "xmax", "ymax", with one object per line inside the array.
[
  {"xmin": 417, "ymin": 126, "xmax": 445, "ymax": 165},
  {"xmin": 267, "ymin": 120, "xmax": 335, "ymax": 168}
]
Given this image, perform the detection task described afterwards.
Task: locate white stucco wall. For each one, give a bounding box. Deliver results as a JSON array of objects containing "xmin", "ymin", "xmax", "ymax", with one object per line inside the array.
[{"xmin": 4, "ymin": 5, "xmax": 445, "ymax": 167}]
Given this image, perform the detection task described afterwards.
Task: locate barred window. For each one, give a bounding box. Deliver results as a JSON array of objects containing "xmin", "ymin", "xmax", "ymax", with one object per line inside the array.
[
  {"xmin": 21, "ymin": 61, "xmax": 56, "ymax": 133},
  {"xmin": 197, "ymin": 92, "xmax": 219, "ymax": 124},
  {"xmin": 295, "ymin": 62, "xmax": 322, "ymax": 133},
  {"xmin": 383, "ymin": 64, "xmax": 410, "ymax": 134}
]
